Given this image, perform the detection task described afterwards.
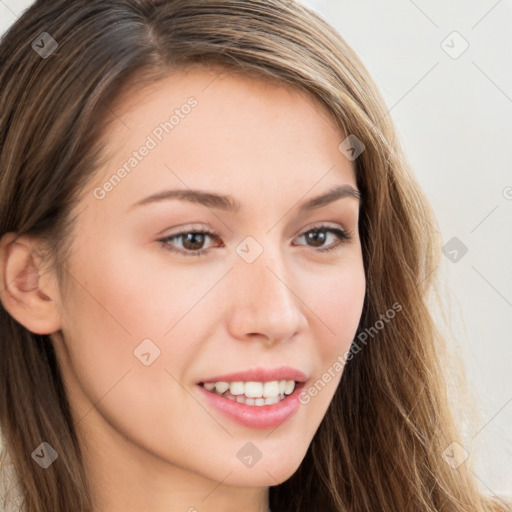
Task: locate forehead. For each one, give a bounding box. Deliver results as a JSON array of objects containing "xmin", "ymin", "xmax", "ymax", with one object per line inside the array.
[
  {"xmin": 111, "ymin": 63, "xmax": 336, "ymax": 125},
  {"xmin": 85, "ymin": 65, "xmax": 356, "ymax": 215},
  {"xmin": 103, "ymin": 65, "xmax": 343, "ymax": 157}
]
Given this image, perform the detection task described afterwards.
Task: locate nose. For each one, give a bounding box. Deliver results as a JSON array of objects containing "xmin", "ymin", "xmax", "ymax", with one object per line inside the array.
[{"xmin": 226, "ymin": 246, "xmax": 306, "ymax": 345}]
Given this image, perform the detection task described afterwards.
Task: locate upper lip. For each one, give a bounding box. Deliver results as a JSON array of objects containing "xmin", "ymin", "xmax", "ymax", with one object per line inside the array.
[{"xmin": 198, "ymin": 366, "xmax": 308, "ymax": 384}]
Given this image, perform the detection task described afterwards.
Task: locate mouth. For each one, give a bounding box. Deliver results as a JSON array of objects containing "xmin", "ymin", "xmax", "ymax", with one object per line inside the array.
[
  {"xmin": 197, "ymin": 379, "xmax": 302, "ymax": 406},
  {"xmin": 195, "ymin": 379, "xmax": 307, "ymax": 429}
]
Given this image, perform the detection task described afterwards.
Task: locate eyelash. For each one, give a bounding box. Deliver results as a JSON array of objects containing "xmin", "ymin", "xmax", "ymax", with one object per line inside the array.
[{"xmin": 157, "ymin": 223, "xmax": 353, "ymax": 258}]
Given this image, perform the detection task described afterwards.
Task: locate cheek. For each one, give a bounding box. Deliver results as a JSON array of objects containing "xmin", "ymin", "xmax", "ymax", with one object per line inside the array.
[
  {"xmin": 57, "ymin": 241, "xmax": 210, "ymax": 415},
  {"xmin": 57, "ymin": 247, "xmax": 216, "ymax": 461},
  {"xmin": 66, "ymin": 236, "xmax": 215, "ymax": 338},
  {"xmin": 297, "ymin": 258, "xmax": 365, "ymax": 413},
  {"xmin": 309, "ymin": 257, "xmax": 366, "ymax": 354}
]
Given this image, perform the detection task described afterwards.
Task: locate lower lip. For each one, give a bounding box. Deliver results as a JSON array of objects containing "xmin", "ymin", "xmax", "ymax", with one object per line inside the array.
[{"xmin": 195, "ymin": 382, "xmax": 306, "ymax": 429}]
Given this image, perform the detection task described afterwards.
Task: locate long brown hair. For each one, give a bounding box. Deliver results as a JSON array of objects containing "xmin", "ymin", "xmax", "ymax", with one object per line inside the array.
[{"xmin": 0, "ymin": 1, "xmax": 506, "ymax": 511}]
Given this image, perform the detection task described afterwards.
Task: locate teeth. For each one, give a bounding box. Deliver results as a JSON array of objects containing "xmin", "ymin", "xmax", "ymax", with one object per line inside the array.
[
  {"xmin": 214, "ymin": 381, "xmax": 230, "ymax": 394},
  {"xmin": 264, "ymin": 395, "xmax": 280, "ymax": 405},
  {"xmin": 284, "ymin": 380, "xmax": 295, "ymax": 395},
  {"xmin": 202, "ymin": 379, "xmax": 296, "ymax": 399},
  {"xmin": 263, "ymin": 381, "xmax": 280, "ymax": 397},
  {"xmin": 245, "ymin": 381, "xmax": 263, "ymax": 398},
  {"xmin": 234, "ymin": 393, "xmax": 285, "ymax": 406},
  {"xmin": 229, "ymin": 382, "xmax": 245, "ymax": 395}
]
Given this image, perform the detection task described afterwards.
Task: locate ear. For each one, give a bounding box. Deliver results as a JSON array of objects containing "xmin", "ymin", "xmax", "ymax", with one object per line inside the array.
[{"xmin": 0, "ymin": 232, "xmax": 62, "ymax": 335}]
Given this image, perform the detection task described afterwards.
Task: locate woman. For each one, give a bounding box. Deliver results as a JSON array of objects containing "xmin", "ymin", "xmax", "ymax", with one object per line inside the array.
[{"xmin": 0, "ymin": 1, "xmax": 507, "ymax": 511}]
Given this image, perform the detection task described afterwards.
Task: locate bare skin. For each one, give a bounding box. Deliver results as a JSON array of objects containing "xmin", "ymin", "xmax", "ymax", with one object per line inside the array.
[{"xmin": 0, "ymin": 66, "xmax": 366, "ymax": 512}]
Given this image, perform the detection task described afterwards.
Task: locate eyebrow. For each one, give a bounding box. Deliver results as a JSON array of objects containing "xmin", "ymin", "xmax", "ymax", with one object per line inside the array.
[{"xmin": 128, "ymin": 183, "xmax": 361, "ymax": 212}]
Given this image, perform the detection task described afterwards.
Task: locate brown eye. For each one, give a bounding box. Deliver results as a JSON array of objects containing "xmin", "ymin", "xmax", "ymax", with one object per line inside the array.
[
  {"xmin": 304, "ymin": 230, "xmax": 328, "ymax": 247},
  {"xmin": 158, "ymin": 229, "xmax": 222, "ymax": 257},
  {"xmin": 295, "ymin": 225, "xmax": 352, "ymax": 253},
  {"xmin": 181, "ymin": 232, "xmax": 207, "ymax": 251}
]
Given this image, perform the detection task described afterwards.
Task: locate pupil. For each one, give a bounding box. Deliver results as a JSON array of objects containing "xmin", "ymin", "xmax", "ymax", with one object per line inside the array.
[
  {"xmin": 307, "ymin": 230, "xmax": 326, "ymax": 247},
  {"xmin": 184, "ymin": 232, "xmax": 205, "ymax": 250}
]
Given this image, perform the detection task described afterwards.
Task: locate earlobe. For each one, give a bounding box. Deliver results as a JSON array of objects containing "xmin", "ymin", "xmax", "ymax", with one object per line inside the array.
[{"xmin": 0, "ymin": 232, "xmax": 61, "ymax": 335}]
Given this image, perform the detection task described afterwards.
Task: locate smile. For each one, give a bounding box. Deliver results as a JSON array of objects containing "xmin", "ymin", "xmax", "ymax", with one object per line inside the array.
[
  {"xmin": 200, "ymin": 379, "xmax": 296, "ymax": 405},
  {"xmin": 196, "ymin": 379, "xmax": 306, "ymax": 429}
]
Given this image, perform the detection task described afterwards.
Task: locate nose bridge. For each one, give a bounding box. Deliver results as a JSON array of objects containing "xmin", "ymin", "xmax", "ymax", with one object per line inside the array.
[{"xmin": 227, "ymin": 235, "xmax": 304, "ymax": 342}]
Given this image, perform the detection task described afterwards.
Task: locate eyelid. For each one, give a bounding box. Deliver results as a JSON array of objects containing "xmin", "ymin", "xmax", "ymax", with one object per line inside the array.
[
  {"xmin": 161, "ymin": 220, "xmax": 349, "ymax": 239},
  {"xmin": 295, "ymin": 220, "xmax": 348, "ymax": 235}
]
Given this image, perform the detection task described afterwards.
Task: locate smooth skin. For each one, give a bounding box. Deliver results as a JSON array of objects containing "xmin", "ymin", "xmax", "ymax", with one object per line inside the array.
[{"xmin": 0, "ymin": 66, "xmax": 366, "ymax": 512}]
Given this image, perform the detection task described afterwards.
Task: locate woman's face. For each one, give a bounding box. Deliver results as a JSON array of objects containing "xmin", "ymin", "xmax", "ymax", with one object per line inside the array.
[{"xmin": 50, "ymin": 66, "xmax": 366, "ymax": 502}]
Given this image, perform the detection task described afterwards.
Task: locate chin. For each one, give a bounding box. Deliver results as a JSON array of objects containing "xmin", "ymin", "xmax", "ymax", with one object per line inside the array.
[{"xmin": 229, "ymin": 454, "xmax": 304, "ymax": 487}]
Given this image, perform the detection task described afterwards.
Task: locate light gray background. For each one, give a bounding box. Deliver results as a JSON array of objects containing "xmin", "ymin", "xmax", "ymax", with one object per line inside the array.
[{"xmin": 1, "ymin": 0, "xmax": 511, "ymax": 497}]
